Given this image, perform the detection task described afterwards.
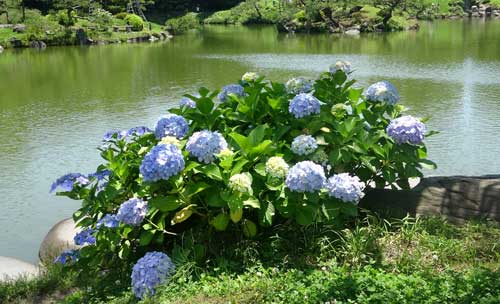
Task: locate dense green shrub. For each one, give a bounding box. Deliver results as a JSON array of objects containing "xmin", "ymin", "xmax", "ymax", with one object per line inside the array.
[
  {"xmin": 51, "ymin": 66, "xmax": 436, "ymax": 298},
  {"xmin": 124, "ymin": 14, "xmax": 144, "ymax": 31},
  {"xmin": 165, "ymin": 12, "xmax": 200, "ymax": 34},
  {"xmin": 114, "ymin": 12, "xmax": 128, "ymax": 20},
  {"xmin": 90, "ymin": 8, "xmax": 113, "ymax": 29}
]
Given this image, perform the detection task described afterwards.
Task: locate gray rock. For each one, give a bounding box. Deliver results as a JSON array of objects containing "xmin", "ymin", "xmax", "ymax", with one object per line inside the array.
[
  {"xmin": 0, "ymin": 45, "xmax": 3, "ymax": 53},
  {"xmin": 10, "ymin": 38, "xmax": 23, "ymax": 48},
  {"xmin": 0, "ymin": 256, "xmax": 39, "ymax": 282},
  {"xmin": 39, "ymin": 218, "xmax": 81, "ymax": 264},
  {"xmin": 29, "ymin": 41, "xmax": 46, "ymax": 49},
  {"xmin": 345, "ymin": 29, "xmax": 360, "ymax": 36},
  {"xmin": 360, "ymin": 175, "xmax": 500, "ymax": 224},
  {"xmin": 12, "ymin": 24, "xmax": 26, "ymax": 33}
]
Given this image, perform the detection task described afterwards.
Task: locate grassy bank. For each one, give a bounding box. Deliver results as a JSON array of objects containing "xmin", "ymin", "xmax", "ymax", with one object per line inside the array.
[{"xmin": 2, "ymin": 216, "xmax": 499, "ymax": 303}]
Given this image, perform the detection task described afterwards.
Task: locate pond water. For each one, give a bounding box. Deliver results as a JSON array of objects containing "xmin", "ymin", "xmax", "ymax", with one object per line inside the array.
[{"xmin": 1, "ymin": 19, "xmax": 499, "ymax": 262}]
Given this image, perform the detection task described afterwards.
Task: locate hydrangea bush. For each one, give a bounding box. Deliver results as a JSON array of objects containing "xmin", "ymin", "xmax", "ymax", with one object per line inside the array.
[{"xmin": 51, "ymin": 64, "xmax": 436, "ymax": 298}]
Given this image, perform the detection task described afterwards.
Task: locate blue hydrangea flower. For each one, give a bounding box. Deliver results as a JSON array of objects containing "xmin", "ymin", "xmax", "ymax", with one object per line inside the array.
[
  {"xmin": 217, "ymin": 84, "xmax": 246, "ymax": 102},
  {"xmin": 126, "ymin": 126, "xmax": 152, "ymax": 137},
  {"xmin": 54, "ymin": 249, "xmax": 79, "ymax": 265},
  {"xmin": 140, "ymin": 144, "xmax": 185, "ymax": 182},
  {"xmin": 154, "ymin": 114, "xmax": 189, "ymax": 139},
  {"xmin": 103, "ymin": 130, "xmax": 127, "ymax": 141},
  {"xmin": 74, "ymin": 228, "xmax": 96, "ymax": 246},
  {"xmin": 179, "ymin": 97, "xmax": 196, "ymax": 109},
  {"xmin": 186, "ymin": 130, "xmax": 228, "ymax": 164},
  {"xmin": 325, "ymin": 173, "xmax": 365, "ymax": 204},
  {"xmin": 88, "ymin": 169, "xmax": 111, "ymax": 181},
  {"xmin": 50, "ymin": 173, "xmax": 89, "ymax": 193},
  {"xmin": 386, "ymin": 115, "xmax": 426, "ymax": 145},
  {"xmin": 286, "ymin": 77, "xmax": 313, "ymax": 94},
  {"xmin": 330, "ymin": 61, "xmax": 352, "ymax": 74},
  {"xmin": 117, "ymin": 198, "xmax": 148, "ymax": 226},
  {"xmin": 285, "ymin": 161, "xmax": 326, "ymax": 193},
  {"xmin": 289, "ymin": 93, "xmax": 321, "ymax": 119},
  {"xmin": 96, "ymin": 214, "xmax": 119, "ymax": 229},
  {"xmin": 363, "ymin": 81, "xmax": 400, "ymax": 105},
  {"xmin": 131, "ymin": 251, "xmax": 176, "ymax": 299},
  {"xmin": 291, "ymin": 135, "xmax": 318, "ymax": 156}
]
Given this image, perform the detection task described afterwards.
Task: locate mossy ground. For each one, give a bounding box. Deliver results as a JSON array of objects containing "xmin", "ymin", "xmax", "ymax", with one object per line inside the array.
[{"xmin": 1, "ymin": 216, "xmax": 499, "ymax": 303}]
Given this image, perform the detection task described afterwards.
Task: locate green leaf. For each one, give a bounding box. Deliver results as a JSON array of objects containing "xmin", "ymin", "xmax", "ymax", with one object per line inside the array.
[
  {"xmin": 349, "ymin": 88, "xmax": 363, "ymax": 102},
  {"xmin": 231, "ymin": 159, "xmax": 249, "ymax": 175},
  {"xmin": 205, "ymin": 189, "xmax": 226, "ymax": 207},
  {"xmin": 139, "ymin": 230, "xmax": 155, "ymax": 246},
  {"xmin": 259, "ymin": 201, "xmax": 275, "ymax": 226},
  {"xmin": 182, "ymin": 182, "xmax": 211, "ymax": 198},
  {"xmin": 419, "ymin": 159, "xmax": 437, "ymax": 170},
  {"xmin": 230, "ymin": 208, "xmax": 243, "ymax": 223},
  {"xmin": 210, "ymin": 213, "xmax": 230, "ymax": 231},
  {"xmin": 199, "ymin": 164, "xmax": 223, "ymax": 181},
  {"xmin": 248, "ymin": 124, "xmax": 268, "ymax": 146},
  {"xmin": 243, "ymin": 198, "xmax": 260, "ymax": 209},
  {"xmin": 242, "ymin": 219, "xmax": 257, "ymax": 238},
  {"xmin": 149, "ymin": 196, "xmax": 181, "ymax": 212},
  {"xmin": 229, "ymin": 133, "xmax": 250, "ymax": 152},
  {"xmin": 249, "ymin": 140, "xmax": 274, "ymax": 157},
  {"xmin": 295, "ymin": 203, "xmax": 315, "ymax": 225},
  {"xmin": 254, "ymin": 163, "xmax": 267, "ymax": 176},
  {"xmin": 197, "ymin": 97, "xmax": 214, "ymax": 114}
]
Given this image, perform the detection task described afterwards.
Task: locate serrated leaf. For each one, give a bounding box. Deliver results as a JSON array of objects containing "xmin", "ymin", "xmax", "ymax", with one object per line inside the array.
[
  {"xmin": 149, "ymin": 196, "xmax": 181, "ymax": 212},
  {"xmin": 242, "ymin": 219, "xmax": 257, "ymax": 238},
  {"xmin": 210, "ymin": 213, "xmax": 230, "ymax": 231}
]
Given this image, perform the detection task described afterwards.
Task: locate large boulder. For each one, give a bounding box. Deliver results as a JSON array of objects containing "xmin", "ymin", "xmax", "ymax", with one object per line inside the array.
[
  {"xmin": 39, "ymin": 218, "xmax": 81, "ymax": 264},
  {"xmin": 360, "ymin": 175, "xmax": 500, "ymax": 224},
  {"xmin": 0, "ymin": 256, "xmax": 39, "ymax": 282},
  {"xmin": 12, "ymin": 24, "xmax": 26, "ymax": 33},
  {"xmin": 29, "ymin": 40, "xmax": 47, "ymax": 49}
]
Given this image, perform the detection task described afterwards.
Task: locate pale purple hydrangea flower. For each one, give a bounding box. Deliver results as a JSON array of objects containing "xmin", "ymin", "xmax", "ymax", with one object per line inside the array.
[
  {"xmin": 186, "ymin": 130, "xmax": 228, "ymax": 164},
  {"xmin": 88, "ymin": 170, "xmax": 111, "ymax": 181},
  {"xmin": 74, "ymin": 228, "xmax": 96, "ymax": 246},
  {"xmin": 179, "ymin": 97, "xmax": 196, "ymax": 108},
  {"xmin": 363, "ymin": 81, "xmax": 400, "ymax": 105},
  {"xmin": 117, "ymin": 198, "xmax": 148, "ymax": 226},
  {"xmin": 103, "ymin": 130, "xmax": 127, "ymax": 141},
  {"xmin": 325, "ymin": 173, "xmax": 365, "ymax": 204},
  {"xmin": 50, "ymin": 173, "xmax": 89, "ymax": 193},
  {"xmin": 96, "ymin": 214, "xmax": 119, "ymax": 229},
  {"xmin": 386, "ymin": 115, "xmax": 426, "ymax": 145},
  {"xmin": 140, "ymin": 144, "xmax": 185, "ymax": 182},
  {"xmin": 289, "ymin": 93, "xmax": 321, "ymax": 118},
  {"xmin": 291, "ymin": 135, "xmax": 318, "ymax": 156},
  {"xmin": 126, "ymin": 126, "xmax": 152, "ymax": 137},
  {"xmin": 154, "ymin": 114, "xmax": 189, "ymax": 139},
  {"xmin": 131, "ymin": 251, "xmax": 176, "ymax": 299},
  {"xmin": 330, "ymin": 61, "xmax": 352, "ymax": 74},
  {"xmin": 286, "ymin": 161, "xmax": 326, "ymax": 193},
  {"xmin": 54, "ymin": 249, "xmax": 79, "ymax": 265},
  {"xmin": 285, "ymin": 77, "xmax": 313, "ymax": 94},
  {"xmin": 217, "ymin": 84, "xmax": 246, "ymax": 102}
]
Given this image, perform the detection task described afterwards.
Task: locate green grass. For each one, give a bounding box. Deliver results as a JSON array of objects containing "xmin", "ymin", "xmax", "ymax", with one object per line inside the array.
[{"xmin": 2, "ymin": 216, "xmax": 499, "ymax": 303}]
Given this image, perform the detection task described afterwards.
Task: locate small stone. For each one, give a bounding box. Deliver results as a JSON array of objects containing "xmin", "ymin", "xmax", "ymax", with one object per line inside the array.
[
  {"xmin": 39, "ymin": 218, "xmax": 81, "ymax": 264},
  {"xmin": 345, "ymin": 28, "xmax": 360, "ymax": 35},
  {"xmin": 0, "ymin": 45, "xmax": 3, "ymax": 53}
]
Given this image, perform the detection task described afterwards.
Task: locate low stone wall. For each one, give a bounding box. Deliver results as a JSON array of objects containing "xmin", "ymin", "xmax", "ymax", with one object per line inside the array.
[{"xmin": 360, "ymin": 175, "xmax": 500, "ymax": 224}]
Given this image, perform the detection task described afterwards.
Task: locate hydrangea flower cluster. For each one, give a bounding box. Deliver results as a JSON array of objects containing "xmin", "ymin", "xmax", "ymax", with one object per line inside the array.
[
  {"xmin": 96, "ymin": 214, "xmax": 119, "ymax": 229},
  {"xmin": 140, "ymin": 144, "xmax": 185, "ymax": 182},
  {"xmin": 50, "ymin": 173, "xmax": 89, "ymax": 193},
  {"xmin": 265, "ymin": 156, "xmax": 289, "ymax": 178},
  {"xmin": 117, "ymin": 198, "xmax": 148, "ymax": 226},
  {"xmin": 242, "ymin": 72, "xmax": 259, "ymax": 82},
  {"xmin": 330, "ymin": 61, "xmax": 352, "ymax": 74},
  {"xmin": 74, "ymin": 228, "xmax": 96, "ymax": 246},
  {"xmin": 289, "ymin": 93, "xmax": 321, "ymax": 118},
  {"xmin": 325, "ymin": 173, "xmax": 365, "ymax": 204},
  {"xmin": 217, "ymin": 148, "xmax": 234, "ymax": 159},
  {"xmin": 291, "ymin": 135, "xmax": 318, "ymax": 156},
  {"xmin": 186, "ymin": 130, "xmax": 228, "ymax": 164},
  {"xmin": 154, "ymin": 114, "xmax": 189, "ymax": 139},
  {"xmin": 131, "ymin": 251, "xmax": 176, "ymax": 299},
  {"xmin": 126, "ymin": 126, "xmax": 152, "ymax": 137},
  {"xmin": 363, "ymin": 81, "xmax": 400, "ymax": 105},
  {"xmin": 88, "ymin": 169, "xmax": 111, "ymax": 181},
  {"xmin": 103, "ymin": 130, "xmax": 127, "ymax": 141},
  {"xmin": 217, "ymin": 84, "xmax": 246, "ymax": 102},
  {"xmin": 179, "ymin": 96, "xmax": 197, "ymax": 108},
  {"xmin": 286, "ymin": 161, "xmax": 326, "ymax": 193},
  {"xmin": 229, "ymin": 173, "xmax": 252, "ymax": 193},
  {"xmin": 285, "ymin": 77, "xmax": 313, "ymax": 94},
  {"xmin": 386, "ymin": 115, "xmax": 426, "ymax": 145},
  {"xmin": 54, "ymin": 249, "xmax": 79, "ymax": 265}
]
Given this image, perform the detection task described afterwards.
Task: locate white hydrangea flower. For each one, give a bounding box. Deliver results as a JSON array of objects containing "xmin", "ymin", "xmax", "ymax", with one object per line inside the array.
[
  {"xmin": 229, "ymin": 173, "xmax": 252, "ymax": 193},
  {"xmin": 242, "ymin": 72, "xmax": 259, "ymax": 82},
  {"xmin": 265, "ymin": 156, "xmax": 289, "ymax": 178}
]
